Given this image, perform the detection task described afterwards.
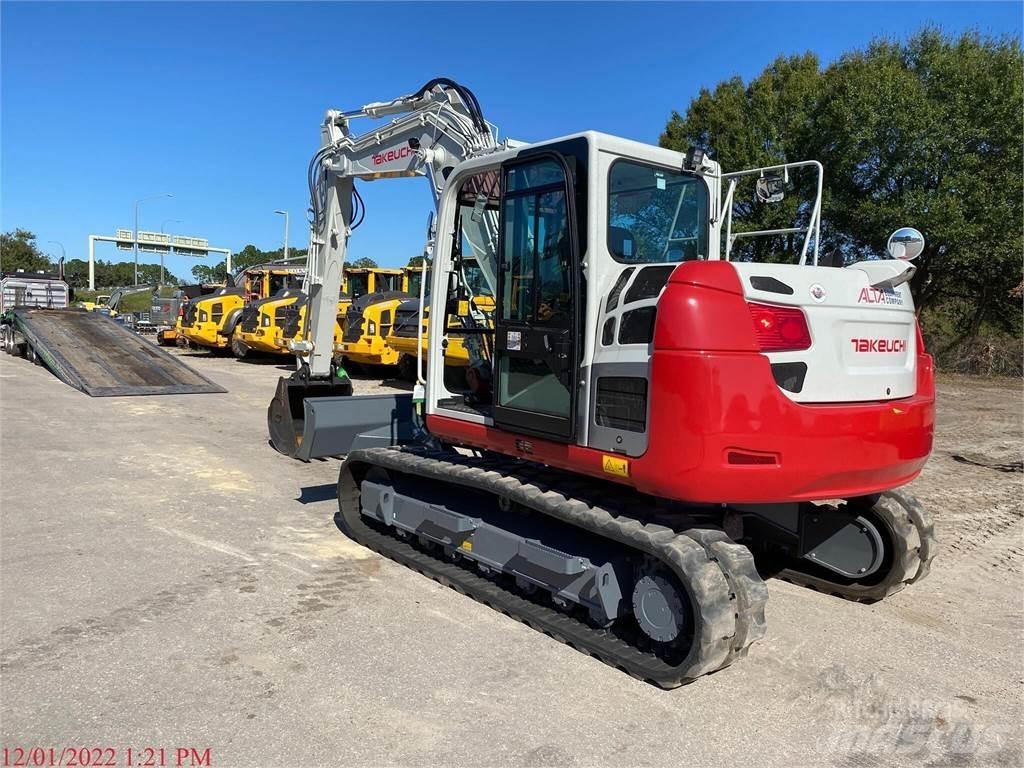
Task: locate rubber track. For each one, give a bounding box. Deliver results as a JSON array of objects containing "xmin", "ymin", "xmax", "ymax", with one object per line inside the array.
[
  {"xmin": 337, "ymin": 447, "xmax": 768, "ymax": 687},
  {"xmin": 778, "ymin": 490, "xmax": 937, "ymax": 603}
]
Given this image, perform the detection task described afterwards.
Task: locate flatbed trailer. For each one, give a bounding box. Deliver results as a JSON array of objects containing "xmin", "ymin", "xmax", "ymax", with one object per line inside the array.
[{"xmin": 1, "ymin": 308, "xmax": 226, "ymax": 397}]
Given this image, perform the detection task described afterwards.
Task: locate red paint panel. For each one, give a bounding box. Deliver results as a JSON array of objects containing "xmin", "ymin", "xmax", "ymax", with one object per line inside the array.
[
  {"xmin": 428, "ymin": 348, "xmax": 933, "ymax": 504},
  {"xmin": 426, "ymin": 261, "xmax": 935, "ymax": 505},
  {"xmin": 654, "ymin": 266, "xmax": 758, "ymax": 352}
]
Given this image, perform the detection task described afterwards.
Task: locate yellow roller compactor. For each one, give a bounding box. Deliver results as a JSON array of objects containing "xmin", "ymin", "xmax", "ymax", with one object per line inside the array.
[{"xmin": 180, "ymin": 263, "xmax": 304, "ymax": 352}]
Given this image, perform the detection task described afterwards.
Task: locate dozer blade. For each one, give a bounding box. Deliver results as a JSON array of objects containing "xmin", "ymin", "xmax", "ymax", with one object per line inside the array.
[{"xmin": 267, "ymin": 374, "xmax": 417, "ymax": 461}]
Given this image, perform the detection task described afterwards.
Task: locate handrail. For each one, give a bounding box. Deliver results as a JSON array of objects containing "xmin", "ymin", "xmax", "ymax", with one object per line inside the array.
[{"xmin": 719, "ymin": 160, "xmax": 823, "ymax": 265}]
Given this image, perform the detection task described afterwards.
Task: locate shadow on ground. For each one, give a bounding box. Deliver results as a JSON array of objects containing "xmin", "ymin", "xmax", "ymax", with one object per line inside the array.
[{"xmin": 298, "ymin": 484, "xmax": 338, "ymax": 504}]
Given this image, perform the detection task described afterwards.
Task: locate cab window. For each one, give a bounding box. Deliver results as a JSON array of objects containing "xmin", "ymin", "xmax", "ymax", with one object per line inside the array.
[
  {"xmin": 407, "ymin": 270, "xmax": 430, "ymax": 298},
  {"xmin": 348, "ymin": 273, "xmax": 369, "ymax": 299},
  {"xmin": 501, "ymin": 161, "xmax": 571, "ymax": 324},
  {"xmin": 377, "ymin": 273, "xmax": 401, "ymax": 292},
  {"xmin": 607, "ymin": 160, "xmax": 709, "ymax": 263}
]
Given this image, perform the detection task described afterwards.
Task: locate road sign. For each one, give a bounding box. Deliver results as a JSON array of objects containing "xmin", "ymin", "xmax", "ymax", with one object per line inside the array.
[
  {"xmin": 113, "ymin": 230, "xmax": 208, "ymax": 256},
  {"xmin": 171, "ymin": 235, "xmax": 209, "ymax": 257},
  {"xmin": 137, "ymin": 231, "xmax": 171, "ymax": 254},
  {"xmin": 116, "ymin": 229, "xmax": 134, "ymax": 251}
]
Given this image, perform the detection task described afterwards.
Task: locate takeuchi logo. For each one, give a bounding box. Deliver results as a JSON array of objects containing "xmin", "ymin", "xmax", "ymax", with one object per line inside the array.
[
  {"xmin": 372, "ymin": 146, "xmax": 414, "ymax": 165},
  {"xmin": 850, "ymin": 338, "xmax": 907, "ymax": 353},
  {"xmin": 857, "ymin": 287, "xmax": 904, "ymax": 306}
]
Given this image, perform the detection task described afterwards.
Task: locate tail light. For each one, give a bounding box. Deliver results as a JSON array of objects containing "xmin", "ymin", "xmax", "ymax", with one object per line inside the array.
[
  {"xmin": 748, "ymin": 302, "xmax": 811, "ymax": 352},
  {"xmin": 915, "ymin": 319, "xmax": 926, "ymax": 352}
]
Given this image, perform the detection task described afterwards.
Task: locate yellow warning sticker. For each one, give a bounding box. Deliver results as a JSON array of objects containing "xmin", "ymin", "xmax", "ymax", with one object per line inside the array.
[
  {"xmin": 460, "ymin": 540, "xmax": 473, "ymax": 552},
  {"xmin": 602, "ymin": 455, "xmax": 630, "ymax": 478}
]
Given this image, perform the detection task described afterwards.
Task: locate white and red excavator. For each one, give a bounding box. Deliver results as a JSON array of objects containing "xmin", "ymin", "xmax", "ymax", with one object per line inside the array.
[{"xmin": 268, "ymin": 78, "xmax": 935, "ymax": 687}]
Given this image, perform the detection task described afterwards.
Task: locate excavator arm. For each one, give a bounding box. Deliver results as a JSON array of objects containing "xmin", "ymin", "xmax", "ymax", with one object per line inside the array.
[
  {"xmin": 269, "ymin": 78, "xmax": 506, "ymax": 457},
  {"xmin": 297, "ymin": 78, "xmax": 500, "ymax": 378}
]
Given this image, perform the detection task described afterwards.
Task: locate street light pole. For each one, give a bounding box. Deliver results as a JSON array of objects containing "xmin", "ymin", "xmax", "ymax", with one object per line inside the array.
[
  {"xmin": 274, "ymin": 209, "xmax": 289, "ymax": 262},
  {"xmin": 160, "ymin": 218, "xmax": 184, "ymax": 285},
  {"xmin": 133, "ymin": 193, "xmax": 173, "ymax": 285}
]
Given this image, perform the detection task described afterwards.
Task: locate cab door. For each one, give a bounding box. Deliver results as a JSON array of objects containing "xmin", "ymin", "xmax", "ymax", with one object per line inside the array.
[{"xmin": 494, "ymin": 154, "xmax": 578, "ymax": 441}]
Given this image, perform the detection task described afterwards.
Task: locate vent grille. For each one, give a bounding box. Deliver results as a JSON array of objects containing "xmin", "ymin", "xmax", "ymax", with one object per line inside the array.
[
  {"xmin": 618, "ymin": 307, "xmax": 656, "ymax": 345},
  {"xmin": 624, "ymin": 265, "xmax": 675, "ymax": 303},
  {"xmin": 239, "ymin": 305, "xmax": 260, "ymax": 332},
  {"xmin": 392, "ymin": 308, "xmax": 424, "ymax": 338},
  {"xmin": 601, "ymin": 317, "xmax": 616, "ymax": 346},
  {"xmin": 343, "ymin": 308, "xmax": 364, "ymax": 342},
  {"xmin": 596, "ymin": 377, "xmax": 648, "ymax": 433},
  {"xmin": 281, "ymin": 304, "xmax": 302, "ymax": 338},
  {"xmin": 605, "ymin": 268, "xmax": 635, "ymax": 312}
]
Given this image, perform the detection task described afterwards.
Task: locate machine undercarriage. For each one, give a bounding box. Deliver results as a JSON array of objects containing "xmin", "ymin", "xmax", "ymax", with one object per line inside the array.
[{"xmin": 335, "ymin": 445, "xmax": 935, "ymax": 687}]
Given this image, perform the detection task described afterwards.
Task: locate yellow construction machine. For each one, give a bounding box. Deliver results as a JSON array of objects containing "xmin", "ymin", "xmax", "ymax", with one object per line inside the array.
[
  {"xmin": 385, "ymin": 262, "xmax": 494, "ymax": 380},
  {"xmin": 273, "ymin": 266, "xmax": 408, "ymax": 361},
  {"xmin": 180, "ymin": 263, "xmax": 304, "ymax": 353},
  {"xmin": 333, "ymin": 266, "xmax": 428, "ymax": 369}
]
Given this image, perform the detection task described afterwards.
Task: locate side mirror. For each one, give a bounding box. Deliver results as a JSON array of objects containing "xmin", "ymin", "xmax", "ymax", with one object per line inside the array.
[
  {"xmin": 425, "ymin": 211, "xmax": 436, "ymax": 240},
  {"xmin": 886, "ymin": 227, "xmax": 924, "ymax": 261},
  {"xmin": 755, "ymin": 175, "xmax": 785, "ymax": 204}
]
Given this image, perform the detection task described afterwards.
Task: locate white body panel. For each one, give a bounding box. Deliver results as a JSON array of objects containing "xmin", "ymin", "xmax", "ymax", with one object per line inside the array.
[{"xmin": 732, "ymin": 261, "xmax": 918, "ymax": 402}]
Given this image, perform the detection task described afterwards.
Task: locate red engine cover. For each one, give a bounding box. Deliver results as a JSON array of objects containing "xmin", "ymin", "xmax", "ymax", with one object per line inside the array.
[{"xmin": 427, "ymin": 261, "xmax": 935, "ymax": 504}]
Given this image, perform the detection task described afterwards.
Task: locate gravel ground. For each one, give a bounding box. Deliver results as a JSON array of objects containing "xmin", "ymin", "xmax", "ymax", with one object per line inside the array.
[{"xmin": 1, "ymin": 346, "xmax": 1021, "ymax": 767}]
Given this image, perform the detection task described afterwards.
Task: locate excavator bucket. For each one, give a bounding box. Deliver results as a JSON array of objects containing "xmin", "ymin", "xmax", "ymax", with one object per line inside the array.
[{"xmin": 267, "ymin": 375, "xmax": 417, "ymax": 461}]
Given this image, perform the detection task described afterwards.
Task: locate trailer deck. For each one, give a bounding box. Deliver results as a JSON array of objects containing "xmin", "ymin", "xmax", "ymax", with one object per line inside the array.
[{"xmin": 12, "ymin": 308, "xmax": 226, "ymax": 396}]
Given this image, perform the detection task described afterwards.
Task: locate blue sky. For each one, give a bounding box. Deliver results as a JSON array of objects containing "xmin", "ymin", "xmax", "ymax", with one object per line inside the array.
[{"xmin": 2, "ymin": 1, "xmax": 1020, "ymax": 278}]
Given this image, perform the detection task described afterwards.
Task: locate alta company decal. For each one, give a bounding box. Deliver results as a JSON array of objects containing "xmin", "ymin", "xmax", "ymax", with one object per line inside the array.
[
  {"xmin": 372, "ymin": 146, "xmax": 414, "ymax": 165},
  {"xmin": 857, "ymin": 286, "xmax": 904, "ymax": 306},
  {"xmin": 850, "ymin": 338, "xmax": 907, "ymax": 353}
]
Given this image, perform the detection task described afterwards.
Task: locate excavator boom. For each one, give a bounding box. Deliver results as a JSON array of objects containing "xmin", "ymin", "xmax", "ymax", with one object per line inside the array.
[{"xmin": 269, "ymin": 78, "xmax": 510, "ymax": 455}]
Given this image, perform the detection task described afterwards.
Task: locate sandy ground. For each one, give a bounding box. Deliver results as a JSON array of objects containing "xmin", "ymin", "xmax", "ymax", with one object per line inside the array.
[{"xmin": 0, "ymin": 346, "xmax": 1021, "ymax": 767}]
